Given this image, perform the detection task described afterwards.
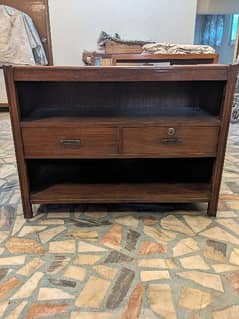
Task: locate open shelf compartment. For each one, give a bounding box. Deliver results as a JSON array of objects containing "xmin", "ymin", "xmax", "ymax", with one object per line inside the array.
[
  {"xmin": 28, "ymin": 158, "xmax": 213, "ymax": 204},
  {"xmin": 17, "ymin": 81, "xmax": 225, "ymax": 123}
]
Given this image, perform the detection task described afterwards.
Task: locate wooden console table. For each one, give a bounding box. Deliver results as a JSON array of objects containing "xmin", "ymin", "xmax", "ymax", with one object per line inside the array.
[{"xmin": 4, "ymin": 65, "xmax": 237, "ymax": 218}]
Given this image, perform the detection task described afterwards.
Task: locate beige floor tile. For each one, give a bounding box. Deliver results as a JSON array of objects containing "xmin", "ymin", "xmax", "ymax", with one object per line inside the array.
[
  {"xmin": 6, "ymin": 237, "xmax": 45, "ymax": 254},
  {"xmin": 75, "ymin": 254, "xmax": 103, "ymax": 265},
  {"xmin": 183, "ymin": 216, "xmax": 212, "ymax": 233},
  {"xmin": 7, "ymin": 301, "xmax": 27, "ymax": 319},
  {"xmin": 161, "ymin": 215, "xmax": 194, "ymax": 236},
  {"xmin": 138, "ymin": 258, "xmax": 176, "ymax": 269},
  {"xmin": 212, "ymin": 264, "xmax": 239, "ymax": 273},
  {"xmin": 177, "ymin": 271, "xmax": 224, "ymax": 292},
  {"xmin": 49, "ymin": 240, "xmax": 76, "ymax": 254},
  {"xmin": 200, "ymin": 226, "xmax": 239, "ymax": 245},
  {"xmin": 144, "ymin": 226, "xmax": 177, "ymax": 244},
  {"xmin": 93, "ymin": 265, "xmax": 118, "ymax": 280},
  {"xmin": 147, "ymin": 284, "xmax": 176, "ymax": 319},
  {"xmin": 115, "ymin": 215, "xmax": 139, "ymax": 228},
  {"xmin": 100, "ymin": 225, "xmax": 122, "ymax": 250},
  {"xmin": 17, "ymin": 258, "xmax": 44, "ymax": 276},
  {"xmin": 78, "ymin": 241, "xmax": 107, "ymax": 253},
  {"xmin": 173, "ymin": 238, "xmax": 199, "ymax": 257},
  {"xmin": 179, "ymin": 287, "xmax": 212, "ymax": 310},
  {"xmin": 18, "ymin": 226, "xmax": 47, "ymax": 237},
  {"xmin": 64, "ymin": 265, "xmax": 86, "ymax": 281},
  {"xmin": 38, "ymin": 287, "xmax": 74, "ymax": 300},
  {"xmin": 67, "ymin": 229, "xmax": 98, "ymax": 240},
  {"xmin": 75, "ymin": 276, "xmax": 110, "ymax": 308},
  {"xmin": 180, "ymin": 255, "xmax": 209, "ymax": 270},
  {"xmin": 11, "ymin": 272, "xmax": 44, "ymax": 299},
  {"xmin": 230, "ymin": 248, "xmax": 239, "ymax": 265},
  {"xmin": 213, "ymin": 305, "xmax": 239, "ymax": 319},
  {"xmin": 140, "ymin": 270, "xmax": 170, "ymax": 282},
  {"xmin": 39, "ymin": 226, "xmax": 66, "ymax": 244},
  {"xmin": 0, "ymin": 255, "xmax": 26, "ymax": 266}
]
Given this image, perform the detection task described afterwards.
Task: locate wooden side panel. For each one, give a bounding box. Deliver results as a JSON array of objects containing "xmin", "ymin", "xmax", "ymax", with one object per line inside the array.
[
  {"xmin": 208, "ymin": 65, "xmax": 239, "ymax": 216},
  {"xmin": 3, "ymin": 66, "xmax": 33, "ymax": 218}
]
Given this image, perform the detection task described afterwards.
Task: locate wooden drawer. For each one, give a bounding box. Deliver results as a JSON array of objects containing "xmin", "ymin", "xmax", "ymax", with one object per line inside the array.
[
  {"xmin": 123, "ymin": 126, "xmax": 219, "ymax": 157},
  {"xmin": 22, "ymin": 127, "xmax": 118, "ymax": 158}
]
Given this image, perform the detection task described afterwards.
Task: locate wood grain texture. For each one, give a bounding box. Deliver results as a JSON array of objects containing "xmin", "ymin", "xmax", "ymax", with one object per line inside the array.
[
  {"xmin": 208, "ymin": 65, "xmax": 239, "ymax": 216},
  {"xmin": 31, "ymin": 183, "xmax": 210, "ymax": 204},
  {"xmin": 22, "ymin": 127, "xmax": 119, "ymax": 158},
  {"xmin": 6, "ymin": 65, "xmax": 237, "ymax": 218},
  {"xmin": 13, "ymin": 65, "xmax": 228, "ymax": 82},
  {"xmin": 3, "ymin": 66, "xmax": 33, "ymax": 218},
  {"xmin": 123, "ymin": 126, "xmax": 219, "ymax": 157}
]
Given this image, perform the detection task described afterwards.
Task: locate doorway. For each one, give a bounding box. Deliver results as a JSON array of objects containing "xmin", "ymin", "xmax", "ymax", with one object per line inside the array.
[{"xmin": 194, "ymin": 13, "xmax": 239, "ymax": 64}]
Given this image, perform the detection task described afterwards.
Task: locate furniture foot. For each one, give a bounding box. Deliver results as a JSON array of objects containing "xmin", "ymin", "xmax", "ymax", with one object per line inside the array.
[
  {"xmin": 23, "ymin": 203, "xmax": 34, "ymax": 219},
  {"xmin": 207, "ymin": 201, "xmax": 217, "ymax": 217}
]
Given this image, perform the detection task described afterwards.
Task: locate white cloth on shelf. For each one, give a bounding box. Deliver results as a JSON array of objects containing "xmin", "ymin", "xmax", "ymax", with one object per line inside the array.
[
  {"xmin": 143, "ymin": 43, "xmax": 216, "ymax": 55},
  {"xmin": 0, "ymin": 5, "xmax": 48, "ymax": 65}
]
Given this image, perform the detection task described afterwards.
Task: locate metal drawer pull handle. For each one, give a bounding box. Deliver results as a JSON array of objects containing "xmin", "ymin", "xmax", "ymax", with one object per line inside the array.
[
  {"xmin": 60, "ymin": 139, "xmax": 81, "ymax": 146},
  {"xmin": 160, "ymin": 138, "xmax": 181, "ymax": 145}
]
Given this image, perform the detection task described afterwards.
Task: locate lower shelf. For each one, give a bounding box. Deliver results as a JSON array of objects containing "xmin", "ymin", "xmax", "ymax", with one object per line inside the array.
[{"xmin": 30, "ymin": 183, "xmax": 210, "ymax": 204}]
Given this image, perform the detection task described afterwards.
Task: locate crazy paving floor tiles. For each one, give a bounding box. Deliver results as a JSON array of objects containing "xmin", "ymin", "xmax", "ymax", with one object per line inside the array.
[{"xmin": 1, "ymin": 111, "xmax": 239, "ymax": 319}]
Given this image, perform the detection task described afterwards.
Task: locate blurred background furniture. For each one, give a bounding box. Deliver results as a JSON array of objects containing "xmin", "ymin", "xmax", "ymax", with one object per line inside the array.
[
  {"xmin": 111, "ymin": 53, "xmax": 219, "ymax": 66},
  {"xmin": 0, "ymin": 0, "xmax": 52, "ymax": 109}
]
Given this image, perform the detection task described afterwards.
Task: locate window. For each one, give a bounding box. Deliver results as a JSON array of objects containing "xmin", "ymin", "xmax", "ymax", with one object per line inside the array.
[
  {"xmin": 231, "ymin": 14, "xmax": 239, "ymax": 44},
  {"xmin": 201, "ymin": 15, "xmax": 225, "ymax": 47}
]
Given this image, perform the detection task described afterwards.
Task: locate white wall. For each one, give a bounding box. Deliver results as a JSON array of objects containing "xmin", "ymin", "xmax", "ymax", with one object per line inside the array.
[
  {"xmin": 198, "ymin": 0, "xmax": 239, "ymax": 14},
  {"xmin": 49, "ymin": 0, "xmax": 198, "ymax": 65}
]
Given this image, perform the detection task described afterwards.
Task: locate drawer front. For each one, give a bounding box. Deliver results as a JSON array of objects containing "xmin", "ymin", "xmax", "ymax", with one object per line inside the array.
[
  {"xmin": 22, "ymin": 127, "xmax": 118, "ymax": 157},
  {"xmin": 123, "ymin": 126, "xmax": 219, "ymax": 157}
]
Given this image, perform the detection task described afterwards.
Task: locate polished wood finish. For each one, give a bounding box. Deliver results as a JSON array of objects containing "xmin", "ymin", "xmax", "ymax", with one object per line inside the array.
[
  {"xmin": 31, "ymin": 183, "xmax": 211, "ymax": 204},
  {"xmin": 111, "ymin": 53, "xmax": 219, "ymax": 66},
  {"xmin": 0, "ymin": 0, "xmax": 53, "ymax": 64},
  {"xmin": 4, "ymin": 67, "xmax": 33, "ymax": 218},
  {"xmin": 13, "ymin": 65, "xmax": 228, "ymax": 81},
  {"xmin": 208, "ymin": 65, "xmax": 238, "ymax": 216},
  {"xmin": 122, "ymin": 127, "xmax": 219, "ymax": 157},
  {"xmin": 4, "ymin": 65, "xmax": 237, "ymax": 218},
  {"xmin": 23, "ymin": 127, "xmax": 119, "ymax": 158}
]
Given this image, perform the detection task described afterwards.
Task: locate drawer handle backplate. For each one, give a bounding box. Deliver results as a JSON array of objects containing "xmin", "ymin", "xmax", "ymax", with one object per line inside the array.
[{"xmin": 60, "ymin": 139, "xmax": 81, "ymax": 147}]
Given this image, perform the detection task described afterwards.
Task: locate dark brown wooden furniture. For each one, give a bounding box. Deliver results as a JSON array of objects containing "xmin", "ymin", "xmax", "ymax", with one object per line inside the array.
[
  {"xmin": 111, "ymin": 53, "xmax": 219, "ymax": 66},
  {"xmin": 4, "ymin": 65, "xmax": 237, "ymax": 218}
]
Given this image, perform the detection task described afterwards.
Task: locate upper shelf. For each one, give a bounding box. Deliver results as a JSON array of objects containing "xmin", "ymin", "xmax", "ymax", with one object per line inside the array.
[{"xmin": 21, "ymin": 105, "xmax": 220, "ymax": 127}]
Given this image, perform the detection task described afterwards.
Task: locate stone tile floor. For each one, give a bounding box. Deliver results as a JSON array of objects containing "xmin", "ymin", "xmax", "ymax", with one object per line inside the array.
[{"xmin": 0, "ymin": 111, "xmax": 239, "ymax": 318}]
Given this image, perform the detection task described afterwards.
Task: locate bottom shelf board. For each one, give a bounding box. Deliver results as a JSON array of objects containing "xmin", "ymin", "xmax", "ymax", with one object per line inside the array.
[{"xmin": 30, "ymin": 183, "xmax": 210, "ymax": 204}]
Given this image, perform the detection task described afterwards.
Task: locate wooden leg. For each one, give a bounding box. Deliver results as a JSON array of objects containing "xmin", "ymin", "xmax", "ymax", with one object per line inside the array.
[
  {"xmin": 23, "ymin": 201, "xmax": 33, "ymax": 219},
  {"xmin": 207, "ymin": 199, "xmax": 218, "ymax": 217}
]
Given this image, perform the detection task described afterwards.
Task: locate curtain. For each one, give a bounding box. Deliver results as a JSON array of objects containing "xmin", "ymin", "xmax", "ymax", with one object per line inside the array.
[{"xmin": 202, "ymin": 15, "xmax": 225, "ymax": 47}]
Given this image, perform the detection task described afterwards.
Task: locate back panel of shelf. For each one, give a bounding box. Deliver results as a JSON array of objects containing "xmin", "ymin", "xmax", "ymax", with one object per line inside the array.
[{"xmin": 16, "ymin": 81, "xmax": 226, "ymax": 121}]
